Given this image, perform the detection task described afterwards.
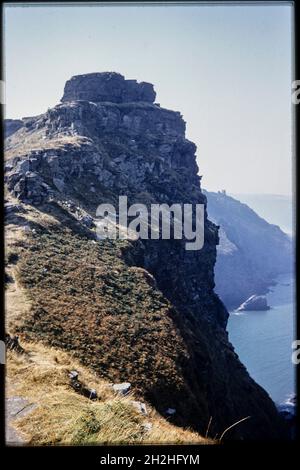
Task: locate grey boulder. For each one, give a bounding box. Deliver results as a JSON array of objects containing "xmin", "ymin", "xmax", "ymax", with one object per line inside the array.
[{"xmin": 112, "ymin": 382, "xmax": 131, "ymax": 396}]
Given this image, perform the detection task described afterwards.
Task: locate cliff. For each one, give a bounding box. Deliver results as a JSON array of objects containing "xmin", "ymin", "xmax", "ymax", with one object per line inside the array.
[
  {"xmin": 204, "ymin": 190, "xmax": 293, "ymax": 309},
  {"xmin": 4, "ymin": 72, "xmax": 286, "ymax": 440}
]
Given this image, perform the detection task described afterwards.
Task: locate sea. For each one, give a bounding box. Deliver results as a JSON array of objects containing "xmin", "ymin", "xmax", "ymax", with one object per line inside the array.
[
  {"xmin": 227, "ymin": 273, "xmax": 296, "ymax": 409},
  {"xmin": 226, "ymin": 192, "xmax": 296, "ymax": 411}
]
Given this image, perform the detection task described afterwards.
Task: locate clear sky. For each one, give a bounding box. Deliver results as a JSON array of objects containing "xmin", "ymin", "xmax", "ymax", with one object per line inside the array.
[{"xmin": 3, "ymin": 3, "xmax": 294, "ymax": 195}]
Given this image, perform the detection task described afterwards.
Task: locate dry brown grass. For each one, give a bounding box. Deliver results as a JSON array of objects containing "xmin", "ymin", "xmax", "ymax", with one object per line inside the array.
[
  {"xmin": 5, "ymin": 279, "xmax": 32, "ymax": 330},
  {"xmin": 5, "ymin": 127, "xmax": 92, "ymax": 160},
  {"xmin": 5, "ymin": 218, "xmax": 31, "ymax": 330},
  {"xmin": 7, "ymin": 342, "xmax": 213, "ymax": 445}
]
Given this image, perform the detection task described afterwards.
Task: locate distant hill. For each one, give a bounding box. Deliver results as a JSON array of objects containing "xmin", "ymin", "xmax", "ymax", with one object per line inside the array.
[
  {"xmin": 204, "ymin": 190, "xmax": 293, "ymax": 309},
  {"xmin": 232, "ymin": 193, "xmax": 293, "ymax": 236}
]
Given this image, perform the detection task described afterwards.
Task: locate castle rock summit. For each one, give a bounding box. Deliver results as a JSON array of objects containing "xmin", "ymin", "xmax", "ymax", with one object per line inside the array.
[{"xmin": 61, "ymin": 72, "xmax": 156, "ymax": 104}]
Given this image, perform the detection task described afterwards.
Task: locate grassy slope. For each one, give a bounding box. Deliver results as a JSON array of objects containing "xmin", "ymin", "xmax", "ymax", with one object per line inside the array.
[
  {"xmin": 7, "ymin": 342, "xmax": 212, "ymax": 445},
  {"xmin": 5, "ymin": 199, "xmax": 213, "ymax": 445}
]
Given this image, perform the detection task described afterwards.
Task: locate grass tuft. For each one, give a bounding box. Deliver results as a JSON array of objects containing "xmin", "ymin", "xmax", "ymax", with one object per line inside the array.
[{"xmin": 7, "ymin": 342, "xmax": 213, "ymax": 445}]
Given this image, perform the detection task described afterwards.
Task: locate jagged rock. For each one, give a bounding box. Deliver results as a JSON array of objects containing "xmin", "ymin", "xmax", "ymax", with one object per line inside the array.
[
  {"xmin": 61, "ymin": 72, "xmax": 156, "ymax": 104},
  {"xmin": 112, "ymin": 382, "xmax": 131, "ymax": 396},
  {"xmin": 237, "ymin": 295, "xmax": 270, "ymax": 312},
  {"xmin": 5, "ymin": 162, "xmax": 52, "ymax": 204}
]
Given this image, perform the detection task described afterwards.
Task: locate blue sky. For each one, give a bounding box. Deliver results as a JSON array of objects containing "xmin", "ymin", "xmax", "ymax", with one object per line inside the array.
[{"xmin": 3, "ymin": 3, "xmax": 294, "ymax": 195}]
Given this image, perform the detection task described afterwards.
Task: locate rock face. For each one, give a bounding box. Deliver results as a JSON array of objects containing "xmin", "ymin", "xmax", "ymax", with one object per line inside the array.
[
  {"xmin": 237, "ymin": 295, "xmax": 270, "ymax": 312},
  {"xmin": 204, "ymin": 190, "xmax": 293, "ymax": 309},
  {"xmin": 4, "ymin": 73, "xmax": 286, "ymax": 440},
  {"xmin": 61, "ymin": 72, "xmax": 156, "ymax": 104}
]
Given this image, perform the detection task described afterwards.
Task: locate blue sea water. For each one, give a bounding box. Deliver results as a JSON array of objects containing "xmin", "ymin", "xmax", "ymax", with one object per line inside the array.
[{"xmin": 227, "ymin": 273, "xmax": 296, "ymax": 407}]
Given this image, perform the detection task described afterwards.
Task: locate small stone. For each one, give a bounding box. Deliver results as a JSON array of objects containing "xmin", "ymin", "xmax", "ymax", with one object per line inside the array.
[
  {"xmin": 69, "ymin": 370, "xmax": 79, "ymax": 380},
  {"xmin": 112, "ymin": 382, "xmax": 131, "ymax": 396},
  {"xmin": 88, "ymin": 388, "xmax": 97, "ymax": 400},
  {"xmin": 165, "ymin": 408, "xmax": 176, "ymax": 416},
  {"xmin": 131, "ymin": 401, "xmax": 147, "ymax": 415},
  {"xmin": 142, "ymin": 422, "xmax": 153, "ymax": 432}
]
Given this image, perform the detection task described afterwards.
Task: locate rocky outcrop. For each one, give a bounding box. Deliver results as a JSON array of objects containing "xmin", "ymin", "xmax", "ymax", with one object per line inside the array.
[
  {"xmin": 4, "ymin": 73, "xmax": 286, "ymax": 440},
  {"xmin": 61, "ymin": 72, "xmax": 156, "ymax": 104},
  {"xmin": 236, "ymin": 295, "xmax": 270, "ymax": 312},
  {"xmin": 204, "ymin": 190, "xmax": 293, "ymax": 309}
]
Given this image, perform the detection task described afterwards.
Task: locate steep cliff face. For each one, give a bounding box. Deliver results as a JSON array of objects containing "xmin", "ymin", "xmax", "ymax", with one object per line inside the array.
[
  {"xmin": 204, "ymin": 190, "xmax": 293, "ymax": 309},
  {"xmin": 5, "ymin": 73, "xmax": 285, "ymax": 440}
]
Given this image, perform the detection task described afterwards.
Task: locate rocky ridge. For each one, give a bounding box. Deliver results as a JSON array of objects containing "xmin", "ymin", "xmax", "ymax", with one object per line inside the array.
[{"xmin": 4, "ymin": 72, "xmax": 286, "ymax": 440}]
